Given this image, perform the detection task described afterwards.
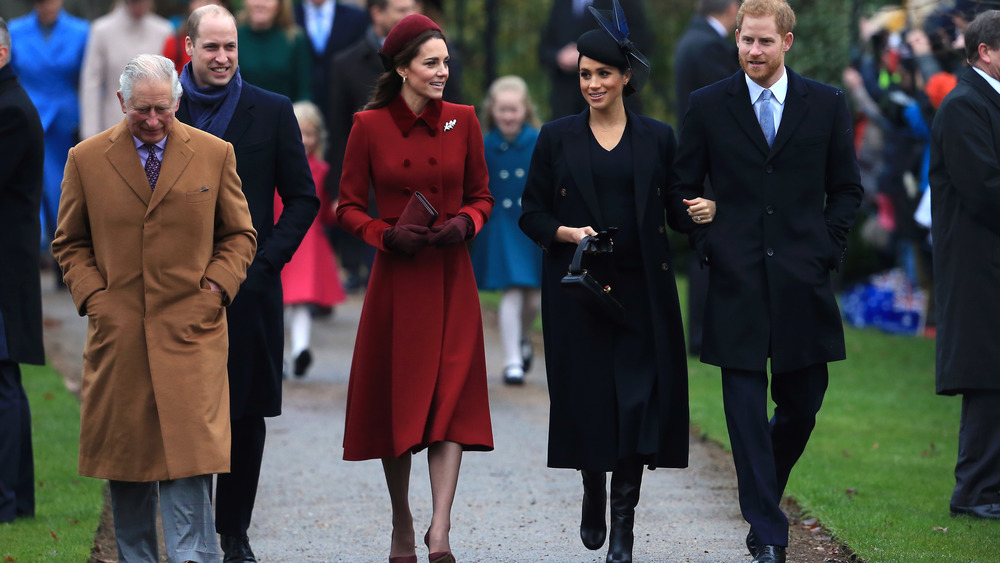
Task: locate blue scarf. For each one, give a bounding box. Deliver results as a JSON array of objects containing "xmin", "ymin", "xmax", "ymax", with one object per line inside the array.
[{"xmin": 179, "ymin": 62, "xmax": 243, "ymax": 139}]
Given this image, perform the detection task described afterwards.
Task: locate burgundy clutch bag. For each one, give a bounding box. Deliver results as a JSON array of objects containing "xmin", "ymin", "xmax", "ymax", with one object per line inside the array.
[{"xmin": 397, "ymin": 191, "xmax": 439, "ymax": 228}]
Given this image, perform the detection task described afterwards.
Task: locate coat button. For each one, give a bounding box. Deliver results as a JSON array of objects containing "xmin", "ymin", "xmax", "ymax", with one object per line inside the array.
[
  {"xmin": 502, "ymin": 198, "xmax": 513, "ymax": 208},
  {"xmin": 430, "ymin": 186, "xmax": 439, "ymax": 194},
  {"xmin": 765, "ymin": 164, "xmax": 774, "ymax": 173},
  {"xmin": 658, "ymin": 225, "xmax": 665, "ymax": 234},
  {"xmin": 661, "ymin": 262, "xmax": 670, "ymax": 270},
  {"xmin": 766, "ymin": 205, "xmax": 774, "ymax": 215},
  {"xmin": 428, "ymin": 157, "xmax": 437, "ymax": 165},
  {"xmin": 766, "ymin": 248, "xmax": 774, "ymax": 257},
  {"xmin": 403, "ymin": 187, "xmax": 412, "ymax": 194},
  {"xmin": 560, "ymin": 188, "xmax": 567, "ymax": 197},
  {"xmin": 499, "ymin": 169, "xmax": 510, "ymax": 179},
  {"xmin": 403, "ymin": 159, "xmax": 411, "ymax": 167}
]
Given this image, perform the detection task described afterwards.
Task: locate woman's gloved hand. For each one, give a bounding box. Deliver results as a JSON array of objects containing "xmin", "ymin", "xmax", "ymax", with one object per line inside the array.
[
  {"xmin": 429, "ymin": 214, "xmax": 473, "ymax": 247},
  {"xmin": 383, "ymin": 224, "xmax": 431, "ymax": 256}
]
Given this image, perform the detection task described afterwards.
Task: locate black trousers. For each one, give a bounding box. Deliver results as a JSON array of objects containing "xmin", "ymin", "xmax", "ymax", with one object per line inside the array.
[
  {"xmin": 0, "ymin": 361, "xmax": 34, "ymax": 522},
  {"xmin": 952, "ymin": 390, "xmax": 1000, "ymax": 507},
  {"xmin": 721, "ymin": 363, "xmax": 828, "ymax": 546},
  {"xmin": 215, "ymin": 416, "xmax": 267, "ymax": 536}
]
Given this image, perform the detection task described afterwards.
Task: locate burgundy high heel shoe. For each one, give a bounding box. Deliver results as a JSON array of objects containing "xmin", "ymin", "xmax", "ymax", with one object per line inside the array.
[
  {"xmin": 424, "ymin": 531, "xmax": 456, "ymax": 563},
  {"xmin": 389, "ymin": 530, "xmax": 417, "ymax": 563}
]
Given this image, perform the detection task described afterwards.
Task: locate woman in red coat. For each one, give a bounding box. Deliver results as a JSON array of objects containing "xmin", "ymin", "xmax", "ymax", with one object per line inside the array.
[{"xmin": 335, "ymin": 14, "xmax": 494, "ymax": 563}]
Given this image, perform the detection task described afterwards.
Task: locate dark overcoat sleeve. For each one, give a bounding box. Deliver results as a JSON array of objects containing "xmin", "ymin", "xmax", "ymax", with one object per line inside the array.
[
  {"xmin": 258, "ymin": 95, "xmax": 320, "ymax": 271},
  {"xmin": 822, "ymin": 90, "xmax": 866, "ymax": 268}
]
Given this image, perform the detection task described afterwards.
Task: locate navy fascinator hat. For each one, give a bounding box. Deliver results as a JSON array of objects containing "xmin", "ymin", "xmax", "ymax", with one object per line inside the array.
[{"xmin": 576, "ymin": 0, "xmax": 650, "ymax": 96}]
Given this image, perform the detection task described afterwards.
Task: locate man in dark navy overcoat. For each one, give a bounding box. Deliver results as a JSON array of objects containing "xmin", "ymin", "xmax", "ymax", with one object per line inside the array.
[
  {"xmin": 176, "ymin": 6, "xmax": 319, "ymax": 562},
  {"xmin": 0, "ymin": 17, "xmax": 45, "ymax": 524},
  {"xmin": 929, "ymin": 9, "xmax": 1000, "ymax": 521},
  {"xmin": 669, "ymin": 1, "xmax": 863, "ymax": 562}
]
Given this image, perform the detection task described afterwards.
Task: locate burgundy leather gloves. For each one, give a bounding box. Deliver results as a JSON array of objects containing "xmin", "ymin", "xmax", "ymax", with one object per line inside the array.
[
  {"xmin": 383, "ymin": 224, "xmax": 431, "ymax": 256},
  {"xmin": 429, "ymin": 214, "xmax": 473, "ymax": 247}
]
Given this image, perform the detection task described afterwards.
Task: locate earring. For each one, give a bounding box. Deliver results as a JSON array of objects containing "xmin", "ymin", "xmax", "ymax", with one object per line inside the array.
[{"xmin": 402, "ymin": 75, "xmax": 407, "ymax": 84}]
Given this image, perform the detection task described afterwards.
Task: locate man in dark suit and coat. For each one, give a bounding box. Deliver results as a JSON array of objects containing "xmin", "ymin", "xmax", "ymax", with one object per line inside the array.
[
  {"xmin": 293, "ymin": 0, "xmax": 369, "ymax": 123},
  {"xmin": 673, "ymin": 0, "xmax": 739, "ymax": 356},
  {"xmin": 929, "ymin": 9, "xmax": 1000, "ymax": 521},
  {"xmin": 177, "ymin": 5, "xmax": 319, "ymax": 562},
  {"xmin": 0, "ymin": 17, "xmax": 45, "ymax": 524},
  {"xmin": 669, "ymin": 1, "xmax": 863, "ymax": 561}
]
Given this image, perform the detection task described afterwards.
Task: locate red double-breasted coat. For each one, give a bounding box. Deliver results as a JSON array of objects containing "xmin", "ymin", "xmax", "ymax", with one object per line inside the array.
[{"xmin": 337, "ymin": 95, "xmax": 494, "ymax": 460}]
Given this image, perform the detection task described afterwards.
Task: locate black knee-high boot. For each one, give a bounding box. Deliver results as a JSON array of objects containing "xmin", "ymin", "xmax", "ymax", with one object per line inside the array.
[
  {"xmin": 580, "ymin": 470, "xmax": 607, "ymax": 550},
  {"xmin": 606, "ymin": 459, "xmax": 643, "ymax": 563}
]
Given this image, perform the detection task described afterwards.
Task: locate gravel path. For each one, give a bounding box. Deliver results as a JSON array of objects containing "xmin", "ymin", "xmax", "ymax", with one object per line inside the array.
[{"xmin": 41, "ymin": 279, "xmax": 830, "ymax": 563}]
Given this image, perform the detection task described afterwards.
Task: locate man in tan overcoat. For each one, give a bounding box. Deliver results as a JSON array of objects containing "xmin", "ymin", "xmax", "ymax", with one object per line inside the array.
[{"xmin": 52, "ymin": 54, "xmax": 256, "ymax": 563}]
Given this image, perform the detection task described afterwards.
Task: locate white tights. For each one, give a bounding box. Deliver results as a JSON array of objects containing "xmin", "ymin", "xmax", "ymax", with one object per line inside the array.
[
  {"xmin": 287, "ymin": 304, "xmax": 312, "ymax": 357},
  {"xmin": 499, "ymin": 288, "xmax": 540, "ymax": 368}
]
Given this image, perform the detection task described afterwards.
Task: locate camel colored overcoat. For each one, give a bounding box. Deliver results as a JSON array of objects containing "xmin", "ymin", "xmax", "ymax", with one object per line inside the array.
[{"xmin": 52, "ymin": 120, "xmax": 257, "ymax": 481}]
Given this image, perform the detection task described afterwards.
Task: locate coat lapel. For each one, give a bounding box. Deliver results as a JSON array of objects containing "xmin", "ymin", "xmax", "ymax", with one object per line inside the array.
[
  {"xmin": 628, "ymin": 111, "xmax": 653, "ymax": 229},
  {"xmin": 223, "ymin": 89, "xmax": 253, "ymax": 146},
  {"xmin": 768, "ymin": 69, "xmax": 809, "ymax": 160},
  {"xmin": 726, "ymin": 73, "xmax": 771, "ymax": 156},
  {"xmin": 106, "ymin": 121, "xmax": 153, "ymax": 207},
  {"xmin": 565, "ymin": 110, "xmax": 605, "ymax": 227},
  {"xmin": 966, "ymin": 70, "xmax": 1000, "ymax": 113},
  {"xmin": 147, "ymin": 123, "xmax": 194, "ymax": 215}
]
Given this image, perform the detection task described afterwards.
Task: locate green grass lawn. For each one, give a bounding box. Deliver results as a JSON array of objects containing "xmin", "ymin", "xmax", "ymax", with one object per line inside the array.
[
  {"xmin": 486, "ymin": 276, "xmax": 998, "ymax": 561},
  {"xmin": 676, "ymin": 278, "xmax": 1000, "ymax": 562},
  {"xmin": 0, "ymin": 364, "xmax": 103, "ymax": 562}
]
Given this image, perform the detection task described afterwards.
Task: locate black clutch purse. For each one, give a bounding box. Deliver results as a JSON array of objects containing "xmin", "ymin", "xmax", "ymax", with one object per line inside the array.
[{"xmin": 560, "ymin": 232, "xmax": 625, "ymax": 323}]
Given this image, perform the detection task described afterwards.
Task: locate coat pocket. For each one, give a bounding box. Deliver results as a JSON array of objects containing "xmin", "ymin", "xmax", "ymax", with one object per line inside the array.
[{"xmin": 186, "ymin": 186, "xmax": 213, "ymax": 204}]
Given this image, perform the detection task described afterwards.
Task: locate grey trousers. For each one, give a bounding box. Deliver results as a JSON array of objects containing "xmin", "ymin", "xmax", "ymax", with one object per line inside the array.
[{"xmin": 109, "ymin": 475, "xmax": 220, "ymax": 563}]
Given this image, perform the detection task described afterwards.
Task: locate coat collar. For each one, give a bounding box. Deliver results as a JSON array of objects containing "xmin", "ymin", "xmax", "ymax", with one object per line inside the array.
[
  {"xmin": 388, "ymin": 94, "xmax": 442, "ymax": 137},
  {"xmin": 487, "ymin": 125, "xmax": 537, "ymax": 152},
  {"xmin": 106, "ymin": 120, "xmax": 194, "ymax": 213},
  {"xmin": 726, "ymin": 67, "xmax": 808, "ymax": 160},
  {"xmin": 964, "ymin": 67, "xmax": 1000, "ymax": 113}
]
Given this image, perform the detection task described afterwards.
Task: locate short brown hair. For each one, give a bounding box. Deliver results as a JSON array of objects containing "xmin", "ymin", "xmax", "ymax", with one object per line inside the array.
[{"xmin": 737, "ymin": 0, "xmax": 796, "ymax": 36}]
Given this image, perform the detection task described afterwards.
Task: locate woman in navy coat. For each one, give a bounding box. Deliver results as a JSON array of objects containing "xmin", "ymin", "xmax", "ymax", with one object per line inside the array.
[
  {"xmin": 336, "ymin": 15, "xmax": 493, "ymax": 563},
  {"xmin": 519, "ymin": 8, "xmax": 712, "ymax": 562}
]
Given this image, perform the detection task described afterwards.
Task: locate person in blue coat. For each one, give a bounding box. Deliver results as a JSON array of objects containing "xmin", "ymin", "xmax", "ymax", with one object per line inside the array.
[
  {"xmin": 470, "ymin": 75, "xmax": 542, "ymax": 385},
  {"xmin": 9, "ymin": 0, "xmax": 88, "ymax": 251}
]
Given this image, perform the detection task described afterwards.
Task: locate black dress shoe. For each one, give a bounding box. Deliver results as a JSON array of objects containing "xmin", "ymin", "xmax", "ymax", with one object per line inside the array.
[
  {"xmin": 752, "ymin": 544, "xmax": 786, "ymax": 563},
  {"xmin": 520, "ymin": 339, "xmax": 534, "ymax": 373},
  {"xmin": 746, "ymin": 528, "xmax": 762, "ymax": 558},
  {"xmin": 950, "ymin": 503, "xmax": 1000, "ymax": 519},
  {"xmin": 293, "ymin": 349, "xmax": 312, "ymax": 377},
  {"xmin": 221, "ymin": 534, "xmax": 257, "ymax": 563}
]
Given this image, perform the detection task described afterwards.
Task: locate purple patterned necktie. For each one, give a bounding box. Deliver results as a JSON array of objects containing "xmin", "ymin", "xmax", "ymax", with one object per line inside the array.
[{"xmin": 144, "ymin": 144, "xmax": 160, "ymax": 190}]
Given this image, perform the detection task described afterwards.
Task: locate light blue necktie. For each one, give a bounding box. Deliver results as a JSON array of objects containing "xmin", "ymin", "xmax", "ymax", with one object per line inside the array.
[{"xmin": 759, "ymin": 89, "xmax": 776, "ymax": 147}]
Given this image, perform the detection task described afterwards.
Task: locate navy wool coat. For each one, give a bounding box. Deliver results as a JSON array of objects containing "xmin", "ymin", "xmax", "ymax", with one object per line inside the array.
[
  {"xmin": 520, "ymin": 109, "xmax": 689, "ymax": 471},
  {"xmin": 670, "ymin": 68, "xmax": 863, "ymax": 374},
  {"xmin": 178, "ymin": 83, "xmax": 319, "ymax": 418}
]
